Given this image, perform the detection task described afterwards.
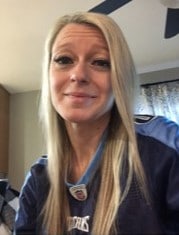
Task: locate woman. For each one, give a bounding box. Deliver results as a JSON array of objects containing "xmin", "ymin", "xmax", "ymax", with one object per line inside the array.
[{"xmin": 14, "ymin": 12, "xmax": 179, "ymax": 234}]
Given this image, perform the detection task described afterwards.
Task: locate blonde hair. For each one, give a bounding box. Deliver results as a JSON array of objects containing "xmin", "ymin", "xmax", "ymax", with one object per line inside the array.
[{"xmin": 40, "ymin": 12, "xmax": 148, "ymax": 235}]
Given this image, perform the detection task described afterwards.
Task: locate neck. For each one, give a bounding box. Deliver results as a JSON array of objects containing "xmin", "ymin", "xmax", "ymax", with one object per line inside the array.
[
  {"xmin": 66, "ymin": 116, "xmax": 109, "ymax": 160},
  {"xmin": 65, "ymin": 115, "xmax": 110, "ymax": 183}
]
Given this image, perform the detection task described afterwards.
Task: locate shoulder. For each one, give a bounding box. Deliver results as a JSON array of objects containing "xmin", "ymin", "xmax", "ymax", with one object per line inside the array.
[
  {"xmin": 30, "ymin": 155, "xmax": 48, "ymax": 173},
  {"xmin": 134, "ymin": 116, "xmax": 179, "ymax": 229},
  {"xmin": 24, "ymin": 155, "xmax": 48, "ymax": 182},
  {"xmin": 135, "ymin": 114, "xmax": 179, "ymax": 153},
  {"xmin": 15, "ymin": 156, "xmax": 49, "ymax": 233},
  {"xmin": 20, "ymin": 155, "xmax": 49, "ymax": 198}
]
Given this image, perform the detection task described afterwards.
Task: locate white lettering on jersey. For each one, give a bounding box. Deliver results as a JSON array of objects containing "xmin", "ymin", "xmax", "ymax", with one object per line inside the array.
[{"xmin": 67, "ymin": 216, "xmax": 90, "ymax": 232}]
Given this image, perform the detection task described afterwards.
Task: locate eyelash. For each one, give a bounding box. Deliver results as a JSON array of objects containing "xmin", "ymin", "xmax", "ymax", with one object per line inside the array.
[
  {"xmin": 53, "ymin": 56, "xmax": 72, "ymax": 65},
  {"xmin": 53, "ymin": 56, "xmax": 110, "ymax": 69},
  {"xmin": 92, "ymin": 59, "xmax": 110, "ymax": 68}
]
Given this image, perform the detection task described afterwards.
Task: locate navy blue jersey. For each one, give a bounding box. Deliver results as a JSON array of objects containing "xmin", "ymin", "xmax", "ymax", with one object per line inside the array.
[{"xmin": 14, "ymin": 116, "xmax": 179, "ymax": 235}]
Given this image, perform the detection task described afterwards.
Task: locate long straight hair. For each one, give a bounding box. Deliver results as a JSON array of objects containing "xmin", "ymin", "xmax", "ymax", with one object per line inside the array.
[{"xmin": 39, "ymin": 12, "xmax": 148, "ymax": 235}]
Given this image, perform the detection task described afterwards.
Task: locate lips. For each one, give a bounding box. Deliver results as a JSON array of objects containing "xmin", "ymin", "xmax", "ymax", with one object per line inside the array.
[{"xmin": 64, "ymin": 92, "xmax": 97, "ymax": 98}]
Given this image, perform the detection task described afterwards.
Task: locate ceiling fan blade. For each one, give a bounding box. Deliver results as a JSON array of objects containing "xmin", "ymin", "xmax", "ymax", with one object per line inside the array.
[
  {"xmin": 89, "ymin": 0, "xmax": 132, "ymax": 14},
  {"xmin": 165, "ymin": 8, "xmax": 179, "ymax": 38}
]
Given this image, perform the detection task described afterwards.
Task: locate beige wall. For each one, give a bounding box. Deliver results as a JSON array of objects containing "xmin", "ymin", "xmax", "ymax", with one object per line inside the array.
[{"xmin": 8, "ymin": 91, "xmax": 45, "ymax": 191}]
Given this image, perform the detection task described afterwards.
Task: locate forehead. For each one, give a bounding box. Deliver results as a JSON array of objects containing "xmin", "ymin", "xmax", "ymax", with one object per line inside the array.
[{"xmin": 53, "ymin": 23, "xmax": 107, "ymax": 47}]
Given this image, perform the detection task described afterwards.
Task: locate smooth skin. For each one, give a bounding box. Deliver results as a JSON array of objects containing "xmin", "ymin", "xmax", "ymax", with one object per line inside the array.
[{"xmin": 49, "ymin": 23, "xmax": 114, "ymax": 182}]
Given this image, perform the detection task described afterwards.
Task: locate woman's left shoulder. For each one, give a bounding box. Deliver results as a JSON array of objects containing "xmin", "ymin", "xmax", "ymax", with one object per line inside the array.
[
  {"xmin": 135, "ymin": 114, "xmax": 179, "ymax": 154},
  {"xmin": 135, "ymin": 115, "xmax": 179, "ymax": 233}
]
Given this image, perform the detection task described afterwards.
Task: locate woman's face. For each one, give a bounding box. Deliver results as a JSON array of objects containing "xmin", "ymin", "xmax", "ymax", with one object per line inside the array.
[{"xmin": 49, "ymin": 23, "xmax": 114, "ymax": 124}]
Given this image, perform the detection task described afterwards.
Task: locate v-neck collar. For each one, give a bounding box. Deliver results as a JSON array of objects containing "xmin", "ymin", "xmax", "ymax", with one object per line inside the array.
[{"xmin": 66, "ymin": 129, "xmax": 107, "ymax": 188}]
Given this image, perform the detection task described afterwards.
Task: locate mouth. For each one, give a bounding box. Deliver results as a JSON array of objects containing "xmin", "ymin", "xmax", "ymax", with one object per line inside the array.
[{"xmin": 64, "ymin": 92, "xmax": 97, "ymax": 98}]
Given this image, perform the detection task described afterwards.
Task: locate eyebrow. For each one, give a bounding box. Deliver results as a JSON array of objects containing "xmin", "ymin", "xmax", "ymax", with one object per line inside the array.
[{"xmin": 52, "ymin": 43, "xmax": 109, "ymax": 54}]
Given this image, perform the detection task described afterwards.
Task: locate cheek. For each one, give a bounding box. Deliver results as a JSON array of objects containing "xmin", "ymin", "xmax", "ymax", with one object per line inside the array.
[
  {"xmin": 49, "ymin": 68, "xmax": 58, "ymax": 88},
  {"xmin": 49, "ymin": 68, "xmax": 64, "ymax": 95},
  {"xmin": 50, "ymin": 79, "xmax": 58, "ymax": 96},
  {"xmin": 49, "ymin": 73, "xmax": 62, "ymax": 108}
]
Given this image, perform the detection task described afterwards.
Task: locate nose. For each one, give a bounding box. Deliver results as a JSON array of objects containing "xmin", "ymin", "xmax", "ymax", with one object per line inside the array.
[{"xmin": 70, "ymin": 62, "xmax": 89, "ymax": 83}]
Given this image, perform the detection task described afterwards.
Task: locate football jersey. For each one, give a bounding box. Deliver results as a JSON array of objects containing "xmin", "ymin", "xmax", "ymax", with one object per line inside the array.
[{"xmin": 14, "ymin": 115, "xmax": 179, "ymax": 234}]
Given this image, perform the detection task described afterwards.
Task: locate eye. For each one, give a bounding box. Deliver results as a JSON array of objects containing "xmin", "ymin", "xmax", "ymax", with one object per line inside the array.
[
  {"xmin": 53, "ymin": 56, "xmax": 73, "ymax": 65},
  {"xmin": 92, "ymin": 59, "xmax": 110, "ymax": 69}
]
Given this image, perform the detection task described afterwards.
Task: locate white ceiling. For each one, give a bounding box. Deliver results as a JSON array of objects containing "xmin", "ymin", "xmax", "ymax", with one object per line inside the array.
[{"xmin": 0, "ymin": 0, "xmax": 179, "ymax": 94}]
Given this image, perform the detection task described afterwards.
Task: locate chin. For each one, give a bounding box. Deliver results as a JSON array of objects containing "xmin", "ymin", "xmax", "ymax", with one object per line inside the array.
[
  {"xmin": 63, "ymin": 114, "xmax": 95, "ymax": 124},
  {"xmin": 66, "ymin": 117, "xmax": 90, "ymax": 124}
]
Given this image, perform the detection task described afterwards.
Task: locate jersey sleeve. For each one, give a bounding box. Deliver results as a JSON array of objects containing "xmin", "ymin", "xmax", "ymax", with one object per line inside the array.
[
  {"xmin": 165, "ymin": 142, "xmax": 179, "ymax": 233},
  {"xmin": 14, "ymin": 170, "xmax": 37, "ymax": 234},
  {"xmin": 135, "ymin": 115, "xmax": 179, "ymax": 233},
  {"xmin": 14, "ymin": 157, "xmax": 48, "ymax": 235}
]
